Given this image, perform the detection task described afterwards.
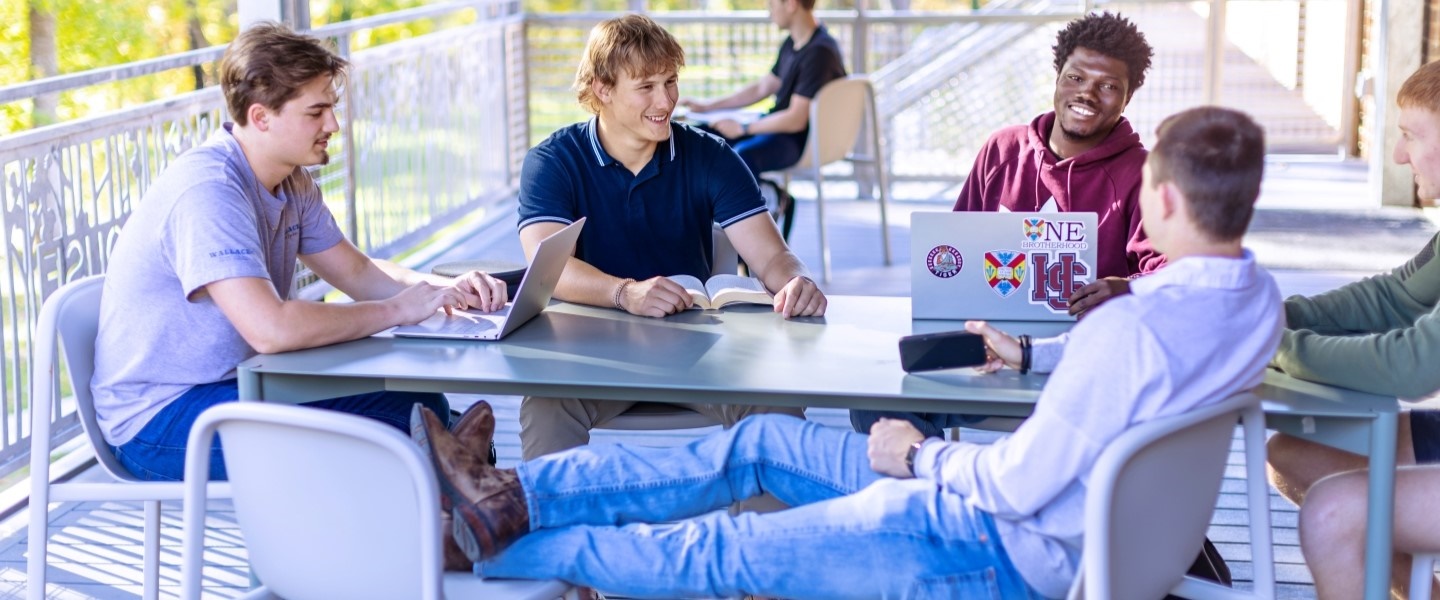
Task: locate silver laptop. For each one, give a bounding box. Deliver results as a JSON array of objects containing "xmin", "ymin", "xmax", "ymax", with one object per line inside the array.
[
  {"xmin": 392, "ymin": 218, "xmax": 585, "ymax": 340},
  {"xmin": 910, "ymin": 211, "xmax": 1099, "ymax": 321}
]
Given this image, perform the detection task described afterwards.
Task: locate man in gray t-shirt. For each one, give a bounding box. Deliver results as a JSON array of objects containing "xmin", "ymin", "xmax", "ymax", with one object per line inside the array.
[{"xmin": 91, "ymin": 23, "xmax": 506, "ymax": 483}]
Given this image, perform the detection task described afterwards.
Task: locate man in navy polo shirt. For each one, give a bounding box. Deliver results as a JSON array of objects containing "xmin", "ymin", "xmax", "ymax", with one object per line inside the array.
[{"xmin": 515, "ymin": 14, "xmax": 826, "ymax": 460}]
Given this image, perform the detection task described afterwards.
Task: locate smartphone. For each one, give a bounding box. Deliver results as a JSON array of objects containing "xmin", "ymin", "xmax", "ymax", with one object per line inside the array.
[{"xmin": 898, "ymin": 331, "xmax": 988, "ymax": 373}]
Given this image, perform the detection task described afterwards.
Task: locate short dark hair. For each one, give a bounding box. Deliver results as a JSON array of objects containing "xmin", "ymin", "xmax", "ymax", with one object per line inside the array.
[
  {"xmin": 220, "ymin": 23, "xmax": 348, "ymax": 126},
  {"xmin": 1052, "ymin": 12, "xmax": 1153, "ymax": 94},
  {"xmin": 1149, "ymin": 107, "xmax": 1266, "ymax": 242},
  {"xmin": 797, "ymin": 0, "xmax": 818, "ymax": 10}
]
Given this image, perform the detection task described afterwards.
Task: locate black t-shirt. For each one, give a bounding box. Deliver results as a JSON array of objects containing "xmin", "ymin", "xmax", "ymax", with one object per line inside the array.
[{"xmin": 768, "ymin": 24, "xmax": 847, "ymax": 142}]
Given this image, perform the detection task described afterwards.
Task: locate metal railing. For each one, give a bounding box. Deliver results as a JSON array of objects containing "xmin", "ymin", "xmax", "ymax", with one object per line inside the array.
[
  {"xmin": 0, "ymin": 0, "xmax": 526, "ymax": 481},
  {"xmin": 0, "ymin": 0, "xmax": 1359, "ymax": 485}
]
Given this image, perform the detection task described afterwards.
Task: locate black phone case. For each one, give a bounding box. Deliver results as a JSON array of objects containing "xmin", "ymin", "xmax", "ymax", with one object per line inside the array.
[{"xmin": 898, "ymin": 331, "xmax": 988, "ymax": 373}]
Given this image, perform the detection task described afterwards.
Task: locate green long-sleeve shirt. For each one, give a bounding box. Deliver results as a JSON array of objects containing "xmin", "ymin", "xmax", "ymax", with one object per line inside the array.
[{"xmin": 1272, "ymin": 232, "xmax": 1440, "ymax": 398}]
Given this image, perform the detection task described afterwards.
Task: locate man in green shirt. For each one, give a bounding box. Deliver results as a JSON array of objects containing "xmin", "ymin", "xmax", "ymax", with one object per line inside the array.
[{"xmin": 1267, "ymin": 61, "xmax": 1440, "ymax": 599}]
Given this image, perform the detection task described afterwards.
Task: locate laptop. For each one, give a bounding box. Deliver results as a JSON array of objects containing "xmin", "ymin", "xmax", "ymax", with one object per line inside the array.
[
  {"xmin": 910, "ymin": 211, "xmax": 1099, "ymax": 321},
  {"xmin": 391, "ymin": 218, "xmax": 585, "ymax": 341}
]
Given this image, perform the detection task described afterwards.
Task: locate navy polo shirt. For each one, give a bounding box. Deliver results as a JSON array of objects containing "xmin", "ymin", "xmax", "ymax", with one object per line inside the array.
[{"xmin": 518, "ymin": 118, "xmax": 768, "ymax": 281}]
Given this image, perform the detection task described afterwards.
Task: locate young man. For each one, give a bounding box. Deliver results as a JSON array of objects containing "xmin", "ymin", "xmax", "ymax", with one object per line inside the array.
[
  {"xmin": 679, "ymin": 0, "xmax": 845, "ymax": 179},
  {"xmin": 853, "ymin": 11, "xmax": 1164, "ymax": 438},
  {"xmin": 1267, "ymin": 60, "xmax": 1440, "ymax": 599},
  {"xmin": 516, "ymin": 14, "xmax": 825, "ymax": 460},
  {"xmin": 91, "ymin": 23, "xmax": 507, "ymax": 483},
  {"xmin": 416, "ymin": 106, "xmax": 1282, "ymax": 598}
]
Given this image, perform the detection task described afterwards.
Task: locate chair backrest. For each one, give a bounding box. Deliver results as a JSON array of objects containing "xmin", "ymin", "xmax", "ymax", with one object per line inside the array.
[
  {"xmin": 1069, "ymin": 392, "xmax": 1259, "ymax": 600},
  {"xmin": 182, "ymin": 403, "xmax": 446, "ymax": 600},
  {"xmin": 33, "ymin": 274, "xmax": 140, "ymax": 481},
  {"xmin": 794, "ymin": 75, "xmax": 874, "ymax": 170},
  {"xmin": 711, "ymin": 223, "xmax": 738, "ymax": 277}
]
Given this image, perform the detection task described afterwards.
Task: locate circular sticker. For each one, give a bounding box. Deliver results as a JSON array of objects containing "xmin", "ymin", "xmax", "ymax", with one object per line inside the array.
[{"xmin": 926, "ymin": 245, "xmax": 963, "ymax": 278}]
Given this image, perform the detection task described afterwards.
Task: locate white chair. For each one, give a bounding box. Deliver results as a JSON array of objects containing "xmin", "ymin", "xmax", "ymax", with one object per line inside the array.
[
  {"xmin": 774, "ymin": 74, "xmax": 892, "ymax": 282},
  {"xmin": 1067, "ymin": 392, "xmax": 1262, "ymax": 600},
  {"xmin": 26, "ymin": 274, "xmax": 231, "ymax": 600},
  {"xmin": 1414, "ymin": 553, "xmax": 1439, "ymax": 600},
  {"xmin": 180, "ymin": 402, "xmax": 576, "ymax": 600}
]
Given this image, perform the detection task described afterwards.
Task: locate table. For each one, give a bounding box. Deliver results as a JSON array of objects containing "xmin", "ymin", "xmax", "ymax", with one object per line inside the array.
[{"xmin": 237, "ymin": 296, "xmax": 1399, "ymax": 599}]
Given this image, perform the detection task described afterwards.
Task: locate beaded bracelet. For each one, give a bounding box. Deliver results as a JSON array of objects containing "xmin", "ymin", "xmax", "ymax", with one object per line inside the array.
[{"xmin": 613, "ymin": 278, "xmax": 635, "ymax": 310}]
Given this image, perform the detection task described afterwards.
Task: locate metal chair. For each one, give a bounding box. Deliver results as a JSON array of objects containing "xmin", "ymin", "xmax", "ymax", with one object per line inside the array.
[
  {"xmin": 774, "ymin": 75, "xmax": 892, "ymax": 282},
  {"xmin": 180, "ymin": 402, "xmax": 576, "ymax": 600},
  {"xmin": 1067, "ymin": 392, "xmax": 1262, "ymax": 600},
  {"xmin": 26, "ymin": 274, "xmax": 231, "ymax": 600}
]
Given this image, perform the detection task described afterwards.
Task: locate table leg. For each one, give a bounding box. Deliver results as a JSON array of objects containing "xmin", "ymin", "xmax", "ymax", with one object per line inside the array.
[
  {"xmin": 238, "ymin": 367, "xmax": 262, "ymax": 401},
  {"xmin": 1363, "ymin": 410, "xmax": 1398, "ymax": 600}
]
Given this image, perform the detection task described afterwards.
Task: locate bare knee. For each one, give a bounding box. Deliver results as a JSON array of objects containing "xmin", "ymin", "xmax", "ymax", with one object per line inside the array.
[{"xmin": 1299, "ymin": 472, "xmax": 1368, "ymax": 556}]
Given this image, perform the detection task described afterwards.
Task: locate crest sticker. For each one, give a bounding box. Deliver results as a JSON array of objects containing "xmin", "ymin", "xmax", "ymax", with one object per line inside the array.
[
  {"xmin": 983, "ymin": 250, "xmax": 1027, "ymax": 298},
  {"xmin": 925, "ymin": 245, "xmax": 963, "ymax": 278}
]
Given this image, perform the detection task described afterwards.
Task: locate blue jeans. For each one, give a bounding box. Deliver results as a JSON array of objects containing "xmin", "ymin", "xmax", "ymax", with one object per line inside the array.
[
  {"xmin": 479, "ymin": 414, "xmax": 1043, "ymax": 599},
  {"xmin": 112, "ymin": 378, "xmax": 449, "ymax": 482},
  {"xmin": 699, "ymin": 125, "xmax": 805, "ymax": 177},
  {"xmin": 851, "ymin": 409, "xmax": 987, "ymax": 439}
]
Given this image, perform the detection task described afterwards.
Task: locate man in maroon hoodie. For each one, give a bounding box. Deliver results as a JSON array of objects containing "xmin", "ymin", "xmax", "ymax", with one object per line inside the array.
[
  {"xmin": 955, "ymin": 11, "xmax": 1163, "ymax": 317},
  {"xmin": 855, "ymin": 12, "xmax": 1162, "ymax": 437}
]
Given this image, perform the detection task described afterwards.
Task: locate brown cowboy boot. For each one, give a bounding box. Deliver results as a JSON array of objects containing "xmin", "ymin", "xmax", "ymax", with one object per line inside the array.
[
  {"xmin": 414, "ymin": 405, "xmax": 530, "ymax": 563},
  {"xmin": 440, "ymin": 512, "xmax": 475, "ymax": 571},
  {"xmin": 411, "ymin": 401, "xmax": 497, "ymax": 464}
]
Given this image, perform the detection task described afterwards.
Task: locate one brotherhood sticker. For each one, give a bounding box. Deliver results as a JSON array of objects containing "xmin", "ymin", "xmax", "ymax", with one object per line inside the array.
[
  {"xmin": 983, "ymin": 250, "xmax": 1027, "ymax": 298},
  {"xmin": 925, "ymin": 245, "xmax": 963, "ymax": 278}
]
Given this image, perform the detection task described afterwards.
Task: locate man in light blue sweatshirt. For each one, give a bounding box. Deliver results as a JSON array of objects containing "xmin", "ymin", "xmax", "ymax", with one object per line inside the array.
[{"xmin": 412, "ymin": 107, "xmax": 1284, "ymax": 598}]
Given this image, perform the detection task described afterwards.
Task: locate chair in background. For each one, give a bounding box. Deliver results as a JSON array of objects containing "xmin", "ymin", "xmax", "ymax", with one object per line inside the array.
[
  {"xmin": 1415, "ymin": 554, "xmax": 1439, "ymax": 600},
  {"xmin": 772, "ymin": 75, "xmax": 892, "ymax": 282},
  {"xmin": 180, "ymin": 402, "xmax": 576, "ymax": 600},
  {"xmin": 26, "ymin": 274, "xmax": 232, "ymax": 600},
  {"xmin": 1067, "ymin": 392, "xmax": 1265, "ymax": 600}
]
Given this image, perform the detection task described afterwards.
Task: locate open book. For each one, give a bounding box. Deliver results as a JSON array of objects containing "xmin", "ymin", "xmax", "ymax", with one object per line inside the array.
[{"xmin": 668, "ymin": 274, "xmax": 773, "ymax": 309}]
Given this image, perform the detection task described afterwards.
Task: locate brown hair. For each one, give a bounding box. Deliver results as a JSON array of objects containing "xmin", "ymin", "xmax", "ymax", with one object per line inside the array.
[
  {"xmin": 1149, "ymin": 107, "xmax": 1266, "ymax": 242},
  {"xmin": 220, "ymin": 22, "xmax": 349, "ymax": 126},
  {"xmin": 1399, "ymin": 59, "xmax": 1440, "ymax": 113},
  {"xmin": 573, "ymin": 14, "xmax": 685, "ymax": 115}
]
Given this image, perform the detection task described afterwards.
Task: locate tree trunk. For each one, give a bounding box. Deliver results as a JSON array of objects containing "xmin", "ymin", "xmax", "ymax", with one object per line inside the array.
[
  {"xmin": 28, "ymin": 0, "xmax": 59, "ymax": 127},
  {"xmin": 186, "ymin": 0, "xmax": 210, "ymax": 90}
]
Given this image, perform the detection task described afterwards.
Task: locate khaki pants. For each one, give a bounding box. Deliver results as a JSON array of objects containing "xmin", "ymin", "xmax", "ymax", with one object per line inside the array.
[{"xmin": 519, "ymin": 397, "xmax": 806, "ymax": 460}]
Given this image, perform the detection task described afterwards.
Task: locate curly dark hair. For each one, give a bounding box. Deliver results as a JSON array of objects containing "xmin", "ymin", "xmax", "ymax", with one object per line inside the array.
[{"xmin": 1052, "ymin": 12, "xmax": 1153, "ymax": 93}]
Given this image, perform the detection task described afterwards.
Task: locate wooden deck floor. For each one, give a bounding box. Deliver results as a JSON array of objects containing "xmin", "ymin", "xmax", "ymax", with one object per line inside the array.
[{"xmin": 5, "ymin": 162, "xmax": 1431, "ymax": 598}]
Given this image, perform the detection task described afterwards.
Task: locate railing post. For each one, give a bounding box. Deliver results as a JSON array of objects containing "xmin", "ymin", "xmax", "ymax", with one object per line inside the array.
[
  {"xmin": 852, "ymin": 2, "xmax": 877, "ymax": 200},
  {"xmin": 1203, "ymin": 0, "xmax": 1226, "ymax": 105},
  {"xmin": 338, "ymin": 34, "xmax": 359, "ymax": 244}
]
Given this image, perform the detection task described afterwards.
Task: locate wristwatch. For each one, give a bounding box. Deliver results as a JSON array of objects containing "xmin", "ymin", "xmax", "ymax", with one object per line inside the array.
[
  {"xmin": 904, "ymin": 440, "xmax": 925, "ymax": 477},
  {"xmin": 741, "ymin": 121, "xmax": 750, "ymax": 136}
]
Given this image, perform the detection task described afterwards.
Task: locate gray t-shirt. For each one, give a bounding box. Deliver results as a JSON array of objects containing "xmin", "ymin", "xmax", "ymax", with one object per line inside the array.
[{"xmin": 91, "ymin": 125, "xmax": 345, "ymax": 445}]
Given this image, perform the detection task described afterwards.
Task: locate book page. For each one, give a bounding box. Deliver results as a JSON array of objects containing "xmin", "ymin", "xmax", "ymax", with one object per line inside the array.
[
  {"xmin": 666, "ymin": 274, "xmax": 713, "ymax": 309},
  {"xmin": 705, "ymin": 274, "xmax": 772, "ymax": 308}
]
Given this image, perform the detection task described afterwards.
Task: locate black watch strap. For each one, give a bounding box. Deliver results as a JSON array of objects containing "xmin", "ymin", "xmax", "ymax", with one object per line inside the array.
[{"xmin": 904, "ymin": 440, "xmax": 925, "ymax": 476}]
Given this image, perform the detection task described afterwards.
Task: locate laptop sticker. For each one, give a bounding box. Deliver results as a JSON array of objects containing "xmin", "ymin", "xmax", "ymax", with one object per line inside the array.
[
  {"xmin": 926, "ymin": 245, "xmax": 964, "ymax": 279},
  {"xmin": 983, "ymin": 250, "xmax": 1027, "ymax": 298}
]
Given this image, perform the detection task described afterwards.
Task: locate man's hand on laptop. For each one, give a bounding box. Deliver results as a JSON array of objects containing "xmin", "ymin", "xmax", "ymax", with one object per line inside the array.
[
  {"xmin": 774, "ymin": 275, "xmax": 826, "ymax": 318},
  {"xmin": 964, "ymin": 320, "xmax": 1021, "ymax": 373},
  {"xmin": 624, "ymin": 276, "xmax": 694, "ymax": 318},
  {"xmin": 1067, "ymin": 277, "xmax": 1131, "ymax": 318},
  {"xmin": 450, "ymin": 270, "xmax": 508, "ymax": 313},
  {"xmin": 390, "ymin": 282, "xmax": 469, "ymax": 323}
]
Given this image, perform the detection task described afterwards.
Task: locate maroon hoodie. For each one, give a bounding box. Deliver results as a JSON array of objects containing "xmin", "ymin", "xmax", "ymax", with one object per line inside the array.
[{"xmin": 952, "ymin": 112, "xmax": 1165, "ymax": 279}]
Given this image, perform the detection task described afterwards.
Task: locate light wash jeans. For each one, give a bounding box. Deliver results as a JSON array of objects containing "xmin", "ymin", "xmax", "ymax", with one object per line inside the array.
[{"xmin": 478, "ymin": 414, "xmax": 1044, "ymax": 599}]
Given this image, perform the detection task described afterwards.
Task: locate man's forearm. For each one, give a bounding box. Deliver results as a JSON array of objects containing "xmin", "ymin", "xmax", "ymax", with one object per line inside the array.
[
  {"xmin": 753, "ymin": 251, "xmax": 809, "ymax": 293},
  {"xmin": 551, "ymin": 257, "xmax": 627, "ymax": 308}
]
